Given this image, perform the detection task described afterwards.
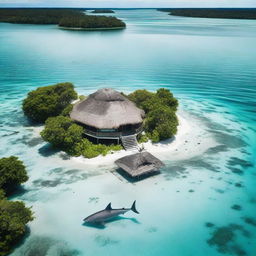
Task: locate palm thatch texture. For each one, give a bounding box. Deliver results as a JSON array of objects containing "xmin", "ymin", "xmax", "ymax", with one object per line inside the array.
[
  {"xmin": 115, "ymin": 152, "xmax": 165, "ymax": 179},
  {"xmin": 70, "ymin": 88, "xmax": 145, "ymax": 131}
]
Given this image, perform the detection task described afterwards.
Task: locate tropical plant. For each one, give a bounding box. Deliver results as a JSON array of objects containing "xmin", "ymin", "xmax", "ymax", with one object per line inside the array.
[
  {"xmin": 128, "ymin": 88, "xmax": 179, "ymax": 142},
  {"xmin": 22, "ymin": 82, "xmax": 77, "ymax": 123},
  {"xmin": 0, "ymin": 156, "xmax": 28, "ymax": 195},
  {"xmin": 40, "ymin": 116, "xmax": 84, "ymax": 153},
  {"xmin": 0, "ymin": 199, "xmax": 33, "ymax": 256}
]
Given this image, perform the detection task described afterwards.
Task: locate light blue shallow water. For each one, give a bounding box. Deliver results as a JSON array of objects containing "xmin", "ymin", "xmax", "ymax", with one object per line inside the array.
[{"xmin": 0, "ymin": 9, "xmax": 256, "ymax": 256}]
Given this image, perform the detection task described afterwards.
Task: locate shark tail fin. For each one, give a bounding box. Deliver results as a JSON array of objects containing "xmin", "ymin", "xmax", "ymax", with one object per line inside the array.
[{"xmin": 131, "ymin": 200, "xmax": 139, "ymax": 214}]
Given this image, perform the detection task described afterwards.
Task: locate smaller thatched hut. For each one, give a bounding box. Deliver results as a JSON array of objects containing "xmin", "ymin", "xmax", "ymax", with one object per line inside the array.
[{"xmin": 115, "ymin": 152, "xmax": 165, "ymax": 180}]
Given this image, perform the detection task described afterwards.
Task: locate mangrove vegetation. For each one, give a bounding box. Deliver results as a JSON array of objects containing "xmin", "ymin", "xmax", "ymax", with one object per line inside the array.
[
  {"xmin": 91, "ymin": 9, "xmax": 115, "ymax": 13},
  {"xmin": 0, "ymin": 8, "xmax": 126, "ymax": 29},
  {"xmin": 158, "ymin": 8, "xmax": 256, "ymax": 19},
  {"xmin": 0, "ymin": 156, "xmax": 33, "ymax": 256},
  {"xmin": 128, "ymin": 88, "xmax": 178, "ymax": 142},
  {"xmin": 0, "ymin": 156, "xmax": 28, "ymax": 195},
  {"xmin": 59, "ymin": 15, "xmax": 125, "ymax": 29},
  {"xmin": 23, "ymin": 83, "xmax": 178, "ymax": 158},
  {"xmin": 0, "ymin": 8, "xmax": 82, "ymax": 24},
  {"xmin": 41, "ymin": 116, "xmax": 122, "ymax": 158},
  {"xmin": 22, "ymin": 82, "xmax": 77, "ymax": 123}
]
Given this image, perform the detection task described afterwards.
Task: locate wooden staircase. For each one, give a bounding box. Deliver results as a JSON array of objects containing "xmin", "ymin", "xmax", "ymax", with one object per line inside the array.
[{"xmin": 121, "ymin": 135, "xmax": 139, "ymax": 151}]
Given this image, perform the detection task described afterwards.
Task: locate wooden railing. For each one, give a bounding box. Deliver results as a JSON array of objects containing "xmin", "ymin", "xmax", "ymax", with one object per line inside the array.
[{"xmin": 84, "ymin": 125, "xmax": 143, "ymax": 138}]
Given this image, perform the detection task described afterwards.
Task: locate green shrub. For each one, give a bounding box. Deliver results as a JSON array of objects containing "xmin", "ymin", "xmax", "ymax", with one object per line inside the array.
[
  {"xmin": 137, "ymin": 134, "xmax": 149, "ymax": 143},
  {"xmin": 0, "ymin": 158, "xmax": 33, "ymax": 255},
  {"xmin": 145, "ymin": 106, "xmax": 178, "ymax": 142},
  {"xmin": 40, "ymin": 116, "xmax": 84, "ymax": 154},
  {"xmin": 156, "ymin": 88, "xmax": 178, "ymax": 110},
  {"xmin": 74, "ymin": 139, "xmax": 122, "ymax": 158},
  {"xmin": 0, "ymin": 156, "xmax": 28, "ymax": 195},
  {"xmin": 40, "ymin": 116, "xmax": 122, "ymax": 158},
  {"xmin": 128, "ymin": 88, "xmax": 179, "ymax": 142},
  {"xmin": 79, "ymin": 95, "xmax": 86, "ymax": 101},
  {"xmin": 61, "ymin": 104, "xmax": 74, "ymax": 116},
  {"xmin": 150, "ymin": 130, "xmax": 160, "ymax": 143},
  {"xmin": 0, "ymin": 199, "xmax": 33, "ymax": 256},
  {"xmin": 22, "ymin": 82, "xmax": 77, "ymax": 123},
  {"xmin": 128, "ymin": 90, "xmax": 155, "ymax": 113},
  {"xmin": 155, "ymin": 122, "xmax": 178, "ymax": 140},
  {"xmin": 0, "ymin": 190, "xmax": 5, "ymax": 200}
]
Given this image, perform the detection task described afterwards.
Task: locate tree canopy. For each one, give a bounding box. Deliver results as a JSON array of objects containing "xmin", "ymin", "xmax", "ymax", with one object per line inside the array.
[
  {"xmin": 0, "ymin": 8, "xmax": 126, "ymax": 29},
  {"xmin": 40, "ymin": 116, "xmax": 84, "ymax": 154},
  {"xmin": 128, "ymin": 88, "xmax": 178, "ymax": 142},
  {"xmin": 40, "ymin": 116, "xmax": 121, "ymax": 158},
  {"xmin": 0, "ymin": 8, "xmax": 82, "ymax": 24},
  {"xmin": 0, "ymin": 157, "xmax": 33, "ymax": 256},
  {"xmin": 0, "ymin": 199, "xmax": 33, "ymax": 256},
  {"xmin": 158, "ymin": 8, "xmax": 256, "ymax": 20},
  {"xmin": 0, "ymin": 156, "xmax": 28, "ymax": 195},
  {"xmin": 59, "ymin": 15, "xmax": 125, "ymax": 29},
  {"xmin": 145, "ymin": 106, "xmax": 178, "ymax": 142},
  {"xmin": 91, "ymin": 9, "xmax": 115, "ymax": 13},
  {"xmin": 22, "ymin": 82, "xmax": 77, "ymax": 123}
]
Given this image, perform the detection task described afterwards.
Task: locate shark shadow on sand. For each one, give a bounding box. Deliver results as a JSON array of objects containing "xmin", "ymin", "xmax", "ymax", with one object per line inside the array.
[{"xmin": 83, "ymin": 216, "xmax": 140, "ymax": 229}]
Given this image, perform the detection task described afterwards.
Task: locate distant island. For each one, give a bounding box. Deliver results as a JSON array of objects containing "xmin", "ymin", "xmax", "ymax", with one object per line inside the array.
[
  {"xmin": 91, "ymin": 9, "xmax": 115, "ymax": 13},
  {"xmin": 158, "ymin": 8, "xmax": 256, "ymax": 19},
  {"xmin": 0, "ymin": 8, "xmax": 126, "ymax": 30},
  {"xmin": 59, "ymin": 15, "xmax": 125, "ymax": 30}
]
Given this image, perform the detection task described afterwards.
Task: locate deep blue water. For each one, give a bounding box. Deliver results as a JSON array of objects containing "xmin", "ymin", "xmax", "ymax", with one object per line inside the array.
[{"xmin": 0, "ymin": 9, "xmax": 256, "ymax": 256}]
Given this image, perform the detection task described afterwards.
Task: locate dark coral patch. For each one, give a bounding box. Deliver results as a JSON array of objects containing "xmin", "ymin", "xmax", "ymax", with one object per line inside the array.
[
  {"xmin": 235, "ymin": 183, "xmax": 243, "ymax": 188},
  {"xmin": 210, "ymin": 130, "xmax": 247, "ymax": 149},
  {"xmin": 18, "ymin": 236, "xmax": 80, "ymax": 256},
  {"xmin": 33, "ymin": 179, "xmax": 62, "ymax": 188},
  {"xmin": 214, "ymin": 188, "xmax": 225, "ymax": 194},
  {"xmin": 205, "ymin": 222, "xmax": 215, "ymax": 228},
  {"xmin": 231, "ymin": 204, "xmax": 242, "ymax": 211},
  {"xmin": 229, "ymin": 167, "xmax": 244, "ymax": 175},
  {"xmin": 205, "ymin": 145, "xmax": 228, "ymax": 154},
  {"xmin": 243, "ymin": 217, "xmax": 256, "ymax": 227},
  {"xmin": 207, "ymin": 224, "xmax": 250, "ymax": 256},
  {"xmin": 180, "ymin": 158, "xmax": 220, "ymax": 173},
  {"xmin": 228, "ymin": 157, "xmax": 253, "ymax": 168},
  {"xmin": 162, "ymin": 165, "xmax": 187, "ymax": 179}
]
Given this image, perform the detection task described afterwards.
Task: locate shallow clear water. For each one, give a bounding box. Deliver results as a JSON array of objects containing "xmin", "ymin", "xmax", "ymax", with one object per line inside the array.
[{"xmin": 0, "ymin": 9, "xmax": 256, "ymax": 256}]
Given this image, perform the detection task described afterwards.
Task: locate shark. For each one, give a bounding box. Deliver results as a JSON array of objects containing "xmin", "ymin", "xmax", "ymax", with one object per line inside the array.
[{"xmin": 83, "ymin": 201, "xmax": 139, "ymax": 224}]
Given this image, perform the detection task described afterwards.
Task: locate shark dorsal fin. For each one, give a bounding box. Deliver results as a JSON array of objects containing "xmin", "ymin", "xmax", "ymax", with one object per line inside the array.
[{"xmin": 105, "ymin": 203, "xmax": 112, "ymax": 210}]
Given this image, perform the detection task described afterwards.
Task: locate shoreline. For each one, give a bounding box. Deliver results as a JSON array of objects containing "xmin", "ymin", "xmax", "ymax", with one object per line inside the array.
[
  {"xmin": 59, "ymin": 26, "xmax": 125, "ymax": 31},
  {"xmin": 71, "ymin": 109, "xmax": 218, "ymax": 166},
  {"xmin": 31, "ymin": 108, "xmax": 218, "ymax": 167}
]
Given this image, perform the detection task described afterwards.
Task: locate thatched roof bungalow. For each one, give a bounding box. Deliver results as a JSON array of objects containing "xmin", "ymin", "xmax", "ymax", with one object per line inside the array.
[
  {"xmin": 115, "ymin": 152, "xmax": 165, "ymax": 180},
  {"xmin": 70, "ymin": 88, "xmax": 145, "ymax": 142}
]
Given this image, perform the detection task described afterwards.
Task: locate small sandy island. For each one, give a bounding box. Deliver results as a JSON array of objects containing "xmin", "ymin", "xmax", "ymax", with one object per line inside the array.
[{"xmin": 72, "ymin": 109, "xmax": 218, "ymax": 166}]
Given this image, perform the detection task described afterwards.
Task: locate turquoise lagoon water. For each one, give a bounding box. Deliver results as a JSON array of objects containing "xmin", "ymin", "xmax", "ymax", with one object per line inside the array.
[{"xmin": 0, "ymin": 9, "xmax": 256, "ymax": 256}]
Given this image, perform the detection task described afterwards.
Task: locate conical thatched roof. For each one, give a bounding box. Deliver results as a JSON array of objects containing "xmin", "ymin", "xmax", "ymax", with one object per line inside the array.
[{"xmin": 70, "ymin": 88, "xmax": 145, "ymax": 129}]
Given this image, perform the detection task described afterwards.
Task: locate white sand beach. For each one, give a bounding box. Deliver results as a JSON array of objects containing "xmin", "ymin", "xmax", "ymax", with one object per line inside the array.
[{"xmin": 71, "ymin": 109, "xmax": 218, "ymax": 166}]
